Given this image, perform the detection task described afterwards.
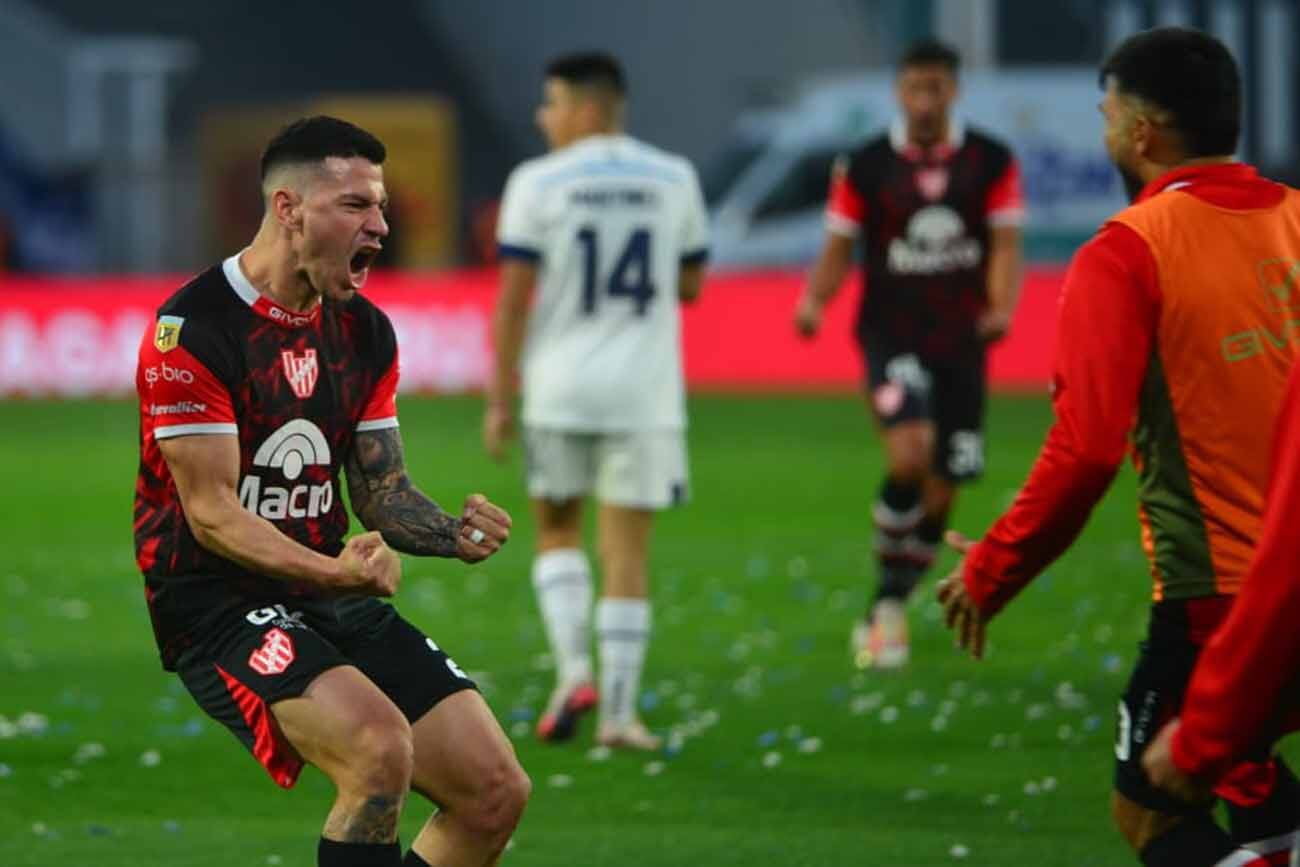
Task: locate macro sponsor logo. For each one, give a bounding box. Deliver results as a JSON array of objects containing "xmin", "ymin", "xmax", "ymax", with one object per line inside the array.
[
  {"xmin": 144, "ymin": 361, "xmax": 195, "ymax": 386},
  {"xmin": 238, "ymin": 419, "xmax": 334, "ymax": 520},
  {"xmin": 150, "ymin": 400, "xmax": 207, "ymax": 416},
  {"xmin": 887, "ymin": 205, "xmax": 982, "ymax": 275}
]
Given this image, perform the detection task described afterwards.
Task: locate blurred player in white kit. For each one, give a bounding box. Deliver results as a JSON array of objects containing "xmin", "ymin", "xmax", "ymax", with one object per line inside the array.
[{"xmin": 485, "ymin": 52, "xmax": 710, "ymax": 750}]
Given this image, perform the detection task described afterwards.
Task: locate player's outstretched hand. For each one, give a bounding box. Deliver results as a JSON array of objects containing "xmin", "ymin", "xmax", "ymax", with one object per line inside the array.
[
  {"xmin": 936, "ymin": 530, "xmax": 987, "ymax": 660},
  {"xmin": 338, "ymin": 531, "xmax": 402, "ymax": 597},
  {"xmin": 483, "ymin": 403, "xmax": 515, "ymax": 462},
  {"xmin": 457, "ymin": 493, "xmax": 511, "ymax": 563},
  {"xmin": 977, "ymin": 308, "xmax": 1012, "ymax": 343},
  {"xmin": 794, "ymin": 295, "xmax": 823, "ymax": 339},
  {"xmin": 1142, "ymin": 720, "xmax": 1213, "ymax": 803}
]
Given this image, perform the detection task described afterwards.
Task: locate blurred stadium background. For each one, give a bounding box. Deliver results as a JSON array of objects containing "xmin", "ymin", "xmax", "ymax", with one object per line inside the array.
[{"xmin": 1, "ymin": 2, "xmax": 1298, "ymax": 865}]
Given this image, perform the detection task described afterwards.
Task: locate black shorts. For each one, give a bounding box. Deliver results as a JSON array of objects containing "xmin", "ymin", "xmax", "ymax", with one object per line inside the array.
[
  {"xmin": 861, "ymin": 339, "xmax": 987, "ymax": 483},
  {"xmin": 1114, "ymin": 598, "xmax": 1270, "ymax": 813},
  {"xmin": 171, "ymin": 592, "xmax": 476, "ymax": 788}
]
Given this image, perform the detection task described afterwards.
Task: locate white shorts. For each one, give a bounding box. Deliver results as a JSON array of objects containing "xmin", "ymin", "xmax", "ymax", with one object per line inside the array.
[{"xmin": 523, "ymin": 428, "xmax": 689, "ymax": 510}]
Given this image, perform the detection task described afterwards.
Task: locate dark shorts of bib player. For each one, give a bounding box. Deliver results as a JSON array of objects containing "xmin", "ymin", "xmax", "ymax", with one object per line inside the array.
[{"xmin": 863, "ymin": 340, "xmax": 986, "ymax": 608}]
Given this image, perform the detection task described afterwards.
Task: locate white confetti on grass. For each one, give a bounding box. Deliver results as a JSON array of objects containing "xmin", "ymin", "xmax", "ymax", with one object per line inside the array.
[
  {"xmin": 950, "ymin": 844, "xmax": 971, "ymax": 859},
  {"xmin": 797, "ymin": 737, "xmax": 822, "ymax": 754},
  {"xmin": 643, "ymin": 761, "xmax": 665, "ymax": 777},
  {"xmin": 139, "ymin": 750, "xmax": 161, "ymax": 768},
  {"xmin": 761, "ymin": 751, "xmax": 782, "ymax": 769},
  {"xmin": 547, "ymin": 774, "xmax": 573, "ymax": 789},
  {"xmin": 17, "ymin": 712, "xmax": 48, "ymax": 735},
  {"xmin": 74, "ymin": 743, "xmax": 105, "ymax": 764},
  {"xmin": 586, "ymin": 746, "xmax": 612, "ymax": 763}
]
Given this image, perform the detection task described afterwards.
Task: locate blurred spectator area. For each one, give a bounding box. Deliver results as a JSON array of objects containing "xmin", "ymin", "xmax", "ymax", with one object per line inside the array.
[{"xmin": 0, "ymin": 0, "xmax": 1295, "ymax": 273}]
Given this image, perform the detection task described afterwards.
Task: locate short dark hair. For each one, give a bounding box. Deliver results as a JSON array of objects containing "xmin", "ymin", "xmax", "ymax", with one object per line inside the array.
[
  {"xmin": 898, "ymin": 39, "xmax": 960, "ymax": 75},
  {"xmin": 545, "ymin": 51, "xmax": 626, "ymax": 98},
  {"xmin": 1100, "ymin": 27, "xmax": 1241, "ymax": 157},
  {"xmin": 260, "ymin": 115, "xmax": 386, "ymax": 181}
]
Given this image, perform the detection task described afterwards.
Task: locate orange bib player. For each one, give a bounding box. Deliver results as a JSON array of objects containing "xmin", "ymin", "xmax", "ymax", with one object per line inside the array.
[
  {"xmin": 1142, "ymin": 353, "xmax": 1300, "ymax": 834},
  {"xmin": 936, "ymin": 28, "xmax": 1300, "ymax": 867}
]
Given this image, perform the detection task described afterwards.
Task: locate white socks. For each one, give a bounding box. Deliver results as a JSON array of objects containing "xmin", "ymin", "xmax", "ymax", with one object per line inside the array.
[
  {"xmin": 595, "ymin": 597, "xmax": 651, "ymax": 727},
  {"xmin": 531, "ymin": 549, "xmax": 594, "ymax": 687}
]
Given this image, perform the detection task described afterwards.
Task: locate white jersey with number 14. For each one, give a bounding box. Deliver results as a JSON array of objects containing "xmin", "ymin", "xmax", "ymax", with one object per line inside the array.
[{"xmin": 497, "ymin": 134, "xmax": 709, "ymax": 432}]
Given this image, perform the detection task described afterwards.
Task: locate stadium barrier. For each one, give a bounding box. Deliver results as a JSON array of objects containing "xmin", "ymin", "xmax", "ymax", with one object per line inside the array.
[{"xmin": 0, "ymin": 268, "xmax": 1065, "ymax": 397}]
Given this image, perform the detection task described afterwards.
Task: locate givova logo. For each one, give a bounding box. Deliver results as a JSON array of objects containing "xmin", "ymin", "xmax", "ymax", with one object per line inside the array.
[{"xmin": 239, "ymin": 419, "xmax": 335, "ymax": 520}]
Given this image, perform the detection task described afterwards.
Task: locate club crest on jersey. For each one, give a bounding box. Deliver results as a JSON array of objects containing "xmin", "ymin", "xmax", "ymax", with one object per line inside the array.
[
  {"xmin": 281, "ymin": 349, "xmax": 318, "ymax": 399},
  {"xmin": 915, "ymin": 167, "xmax": 949, "ymax": 201},
  {"xmin": 154, "ymin": 315, "xmax": 184, "ymax": 353}
]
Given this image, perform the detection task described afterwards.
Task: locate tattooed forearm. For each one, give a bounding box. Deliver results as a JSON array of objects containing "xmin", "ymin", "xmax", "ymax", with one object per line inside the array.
[
  {"xmin": 345, "ymin": 428, "xmax": 462, "ymax": 556},
  {"xmin": 324, "ymin": 794, "xmax": 403, "ymax": 844}
]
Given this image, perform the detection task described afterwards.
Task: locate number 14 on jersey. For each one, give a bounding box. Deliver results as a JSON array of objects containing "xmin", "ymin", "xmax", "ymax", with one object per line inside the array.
[{"xmin": 577, "ymin": 226, "xmax": 657, "ymax": 317}]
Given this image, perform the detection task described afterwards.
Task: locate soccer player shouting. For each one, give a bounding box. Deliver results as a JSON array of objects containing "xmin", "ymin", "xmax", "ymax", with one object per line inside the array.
[
  {"xmin": 135, "ymin": 117, "xmax": 528, "ymax": 867},
  {"xmin": 487, "ymin": 53, "xmax": 709, "ymax": 750},
  {"xmin": 936, "ymin": 29, "xmax": 1300, "ymax": 867},
  {"xmin": 796, "ymin": 40, "xmax": 1025, "ymax": 668}
]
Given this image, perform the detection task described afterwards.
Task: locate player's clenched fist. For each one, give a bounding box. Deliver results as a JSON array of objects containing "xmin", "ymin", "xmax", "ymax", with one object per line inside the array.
[
  {"xmin": 458, "ymin": 493, "xmax": 511, "ymax": 563},
  {"xmin": 338, "ymin": 531, "xmax": 402, "ymax": 596}
]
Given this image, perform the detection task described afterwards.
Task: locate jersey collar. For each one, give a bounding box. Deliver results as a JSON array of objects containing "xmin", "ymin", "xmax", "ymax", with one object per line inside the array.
[
  {"xmin": 222, "ymin": 252, "xmax": 321, "ymax": 328},
  {"xmin": 890, "ymin": 117, "xmax": 966, "ymax": 162},
  {"xmin": 1134, "ymin": 162, "xmax": 1258, "ymax": 202}
]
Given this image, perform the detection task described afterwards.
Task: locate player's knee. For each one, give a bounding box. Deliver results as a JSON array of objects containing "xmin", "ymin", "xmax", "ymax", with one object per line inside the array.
[
  {"xmin": 348, "ymin": 719, "xmax": 415, "ymax": 794},
  {"xmin": 887, "ymin": 452, "xmax": 929, "ymax": 485},
  {"xmin": 459, "ymin": 754, "xmax": 531, "ymax": 842}
]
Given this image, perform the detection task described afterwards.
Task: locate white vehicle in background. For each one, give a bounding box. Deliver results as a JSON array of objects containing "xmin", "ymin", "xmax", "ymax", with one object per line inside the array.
[{"xmin": 705, "ymin": 68, "xmax": 1126, "ymax": 269}]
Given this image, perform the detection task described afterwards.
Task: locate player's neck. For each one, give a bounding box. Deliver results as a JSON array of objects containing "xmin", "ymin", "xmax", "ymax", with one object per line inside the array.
[
  {"xmin": 908, "ymin": 120, "xmax": 951, "ymax": 151},
  {"xmin": 1138, "ymin": 154, "xmax": 1236, "ymax": 186},
  {"xmin": 566, "ymin": 125, "xmax": 622, "ymax": 148},
  {"xmin": 238, "ymin": 234, "xmax": 322, "ymax": 313}
]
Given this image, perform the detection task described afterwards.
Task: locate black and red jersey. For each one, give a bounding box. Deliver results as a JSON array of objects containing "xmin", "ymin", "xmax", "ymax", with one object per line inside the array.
[
  {"xmin": 134, "ymin": 255, "xmax": 399, "ymax": 667},
  {"xmin": 827, "ymin": 120, "xmax": 1025, "ymax": 360}
]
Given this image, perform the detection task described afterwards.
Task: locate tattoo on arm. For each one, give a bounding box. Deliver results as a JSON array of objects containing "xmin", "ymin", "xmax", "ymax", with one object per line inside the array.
[
  {"xmin": 345, "ymin": 427, "xmax": 462, "ymax": 556},
  {"xmin": 324, "ymin": 794, "xmax": 403, "ymax": 844}
]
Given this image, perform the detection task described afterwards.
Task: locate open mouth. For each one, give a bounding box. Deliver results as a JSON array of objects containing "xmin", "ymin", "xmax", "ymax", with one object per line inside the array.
[{"xmin": 348, "ymin": 246, "xmax": 380, "ymax": 288}]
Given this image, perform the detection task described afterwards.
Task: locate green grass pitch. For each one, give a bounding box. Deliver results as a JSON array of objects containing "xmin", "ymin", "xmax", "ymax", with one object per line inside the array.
[{"xmin": 1, "ymin": 394, "xmax": 1158, "ymax": 866}]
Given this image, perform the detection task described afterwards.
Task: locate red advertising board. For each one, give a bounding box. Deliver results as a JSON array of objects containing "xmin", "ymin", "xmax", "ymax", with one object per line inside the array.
[{"xmin": 0, "ymin": 268, "xmax": 1064, "ymax": 397}]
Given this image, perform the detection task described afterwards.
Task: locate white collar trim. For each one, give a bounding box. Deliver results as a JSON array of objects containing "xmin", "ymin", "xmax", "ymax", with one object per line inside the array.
[{"xmin": 222, "ymin": 251, "xmax": 260, "ymax": 307}]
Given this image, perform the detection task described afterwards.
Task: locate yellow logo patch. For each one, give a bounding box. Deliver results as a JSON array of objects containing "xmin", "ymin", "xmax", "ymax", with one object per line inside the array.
[{"xmin": 154, "ymin": 315, "xmax": 184, "ymax": 353}]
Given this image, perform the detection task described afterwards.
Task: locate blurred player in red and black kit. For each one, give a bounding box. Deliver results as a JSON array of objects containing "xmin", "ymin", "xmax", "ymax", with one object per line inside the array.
[
  {"xmin": 134, "ymin": 116, "xmax": 529, "ymax": 867},
  {"xmin": 795, "ymin": 39, "xmax": 1025, "ymax": 668}
]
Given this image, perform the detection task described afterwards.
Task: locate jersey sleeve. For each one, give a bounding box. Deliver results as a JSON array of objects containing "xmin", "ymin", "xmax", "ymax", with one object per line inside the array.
[
  {"xmin": 986, "ymin": 156, "xmax": 1027, "ymax": 227},
  {"xmin": 357, "ymin": 309, "xmax": 400, "ymax": 433},
  {"xmin": 1173, "ymin": 363, "xmax": 1300, "ymax": 781},
  {"xmin": 496, "ymin": 165, "xmax": 544, "ymax": 263},
  {"xmin": 137, "ymin": 319, "xmax": 237, "ymax": 439},
  {"xmin": 679, "ymin": 163, "xmax": 711, "ymax": 265},
  {"xmin": 826, "ymin": 156, "xmax": 866, "ymax": 238},
  {"xmin": 961, "ymin": 223, "xmax": 1160, "ymax": 617}
]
